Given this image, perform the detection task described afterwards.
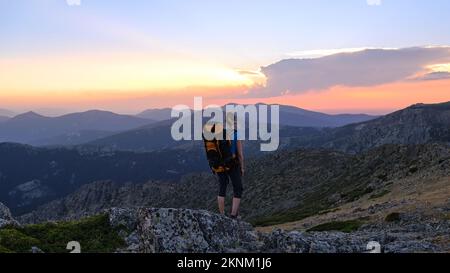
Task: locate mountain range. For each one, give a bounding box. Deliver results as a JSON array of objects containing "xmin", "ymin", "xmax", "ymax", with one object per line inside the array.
[
  {"xmin": 0, "ymin": 110, "xmax": 154, "ymax": 145},
  {"xmin": 83, "ymin": 102, "xmax": 450, "ymax": 154},
  {"xmin": 85, "ymin": 104, "xmax": 377, "ymax": 152},
  {"xmin": 1, "ymin": 101, "xmax": 450, "ymax": 224},
  {"xmin": 137, "ymin": 104, "xmax": 376, "ymax": 127},
  {"xmin": 136, "ymin": 108, "xmax": 173, "ymax": 121},
  {"xmin": 0, "ymin": 105, "xmax": 375, "ymax": 147}
]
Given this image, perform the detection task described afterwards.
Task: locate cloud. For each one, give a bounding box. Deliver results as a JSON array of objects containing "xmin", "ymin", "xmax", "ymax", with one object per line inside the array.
[
  {"xmin": 66, "ymin": 0, "xmax": 81, "ymax": 6},
  {"xmin": 414, "ymin": 71, "xmax": 450, "ymax": 81},
  {"xmin": 237, "ymin": 70, "xmax": 263, "ymax": 76},
  {"xmin": 286, "ymin": 47, "xmax": 389, "ymax": 59},
  {"xmin": 367, "ymin": 0, "xmax": 382, "ymax": 6},
  {"xmin": 247, "ymin": 47, "xmax": 450, "ymax": 98}
]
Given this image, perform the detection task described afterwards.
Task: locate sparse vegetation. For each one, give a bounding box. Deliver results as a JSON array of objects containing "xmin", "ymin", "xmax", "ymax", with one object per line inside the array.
[
  {"xmin": 0, "ymin": 245, "xmax": 12, "ymax": 253},
  {"xmin": 318, "ymin": 208, "xmax": 340, "ymax": 215},
  {"xmin": 444, "ymin": 213, "xmax": 450, "ymax": 221},
  {"xmin": 370, "ymin": 189, "xmax": 391, "ymax": 200},
  {"xmin": 342, "ymin": 186, "xmax": 375, "ymax": 202},
  {"xmin": 250, "ymin": 202, "xmax": 330, "ymax": 227},
  {"xmin": 307, "ymin": 220, "xmax": 365, "ymax": 233},
  {"xmin": 0, "ymin": 229, "xmax": 39, "ymax": 253},
  {"xmin": 0, "ymin": 214, "xmax": 125, "ymax": 253}
]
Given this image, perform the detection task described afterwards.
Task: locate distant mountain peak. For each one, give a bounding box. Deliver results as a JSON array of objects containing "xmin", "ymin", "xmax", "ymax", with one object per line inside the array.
[
  {"xmin": 12, "ymin": 111, "xmax": 47, "ymax": 120},
  {"xmin": 82, "ymin": 109, "xmax": 115, "ymax": 115},
  {"xmin": 63, "ymin": 109, "xmax": 118, "ymax": 117}
]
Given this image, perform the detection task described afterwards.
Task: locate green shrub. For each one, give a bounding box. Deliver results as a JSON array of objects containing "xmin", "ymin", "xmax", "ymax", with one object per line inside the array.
[
  {"xmin": 0, "ymin": 214, "xmax": 125, "ymax": 253},
  {"xmin": 307, "ymin": 220, "xmax": 364, "ymax": 233},
  {"xmin": 250, "ymin": 203, "xmax": 328, "ymax": 227},
  {"xmin": 0, "ymin": 245, "xmax": 13, "ymax": 253},
  {"xmin": 0, "ymin": 229, "xmax": 40, "ymax": 252}
]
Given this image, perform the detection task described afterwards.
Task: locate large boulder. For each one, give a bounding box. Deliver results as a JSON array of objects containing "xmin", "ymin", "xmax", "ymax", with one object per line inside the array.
[
  {"xmin": 109, "ymin": 208, "xmax": 260, "ymax": 253},
  {"xmin": 0, "ymin": 202, "xmax": 19, "ymax": 228}
]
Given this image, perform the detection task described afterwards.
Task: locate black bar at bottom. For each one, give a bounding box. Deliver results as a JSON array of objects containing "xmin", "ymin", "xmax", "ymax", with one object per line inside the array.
[{"xmin": 1, "ymin": 253, "xmax": 447, "ymax": 272}]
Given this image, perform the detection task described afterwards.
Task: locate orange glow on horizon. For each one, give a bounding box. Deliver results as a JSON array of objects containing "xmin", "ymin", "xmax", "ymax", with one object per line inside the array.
[
  {"xmin": 1, "ymin": 79, "xmax": 450, "ymax": 115},
  {"xmin": 209, "ymin": 79, "xmax": 450, "ymax": 115},
  {"xmin": 0, "ymin": 54, "xmax": 257, "ymax": 94},
  {"xmin": 1, "ymin": 52, "xmax": 449, "ymax": 114}
]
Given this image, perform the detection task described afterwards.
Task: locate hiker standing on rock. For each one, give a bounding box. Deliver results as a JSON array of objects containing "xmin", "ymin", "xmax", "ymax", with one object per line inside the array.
[{"xmin": 203, "ymin": 113, "xmax": 244, "ymax": 219}]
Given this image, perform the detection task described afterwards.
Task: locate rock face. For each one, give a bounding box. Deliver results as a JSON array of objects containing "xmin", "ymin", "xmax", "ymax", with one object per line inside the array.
[
  {"xmin": 109, "ymin": 208, "xmax": 259, "ymax": 253},
  {"xmin": 0, "ymin": 202, "xmax": 19, "ymax": 228},
  {"xmin": 109, "ymin": 208, "xmax": 448, "ymax": 253}
]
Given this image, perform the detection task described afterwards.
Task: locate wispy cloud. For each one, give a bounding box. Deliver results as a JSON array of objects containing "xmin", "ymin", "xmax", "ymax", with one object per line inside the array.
[
  {"xmin": 414, "ymin": 72, "xmax": 450, "ymax": 81},
  {"xmin": 286, "ymin": 47, "xmax": 396, "ymax": 59},
  {"xmin": 66, "ymin": 0, "xmax": 81, "ymax": 6}
]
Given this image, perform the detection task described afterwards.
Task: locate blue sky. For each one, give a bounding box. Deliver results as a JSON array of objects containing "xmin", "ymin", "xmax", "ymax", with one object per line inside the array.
[
  {"xmin": 2, "ymin": 0, "xmax": 450, "ymax": 67},
  {"xmin": 1, "ymin": 0, "xmax": 450, "ymax": 114}
]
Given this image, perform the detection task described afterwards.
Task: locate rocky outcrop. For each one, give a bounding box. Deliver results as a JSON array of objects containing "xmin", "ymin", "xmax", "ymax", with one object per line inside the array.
[
  {"xmin": 109, "ymin": 208, "xmax": 259, "ymax": 253},
  {"xmin": 0, "ymin": 202, "xmax": 19, "ymax": 228},
  {"xmin": 108, "ymin": 208, "xmax": 448, "ymax": 253}
]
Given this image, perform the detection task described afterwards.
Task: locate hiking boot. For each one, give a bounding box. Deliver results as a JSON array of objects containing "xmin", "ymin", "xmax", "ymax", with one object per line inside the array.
[{"xmin": 230, "ymin": 214, "xmax": 242, "ymax": 220}]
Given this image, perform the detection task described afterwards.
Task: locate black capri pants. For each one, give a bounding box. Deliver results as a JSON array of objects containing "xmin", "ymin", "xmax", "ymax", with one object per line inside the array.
[{"xmin": 217, "ymin": 166, "xmax": 243, "ymax": 199}]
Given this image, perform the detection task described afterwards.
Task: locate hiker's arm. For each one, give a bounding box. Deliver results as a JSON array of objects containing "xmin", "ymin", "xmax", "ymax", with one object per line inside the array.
[{"xmin": 237, "ymin": 140, "xmax": 244, "ymax": 175}]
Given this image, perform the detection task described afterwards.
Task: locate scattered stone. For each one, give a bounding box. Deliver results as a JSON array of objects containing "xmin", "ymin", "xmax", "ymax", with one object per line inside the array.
[{"xmin": 30, "ymin": 246, "xmax": 44, "ymax": 253}]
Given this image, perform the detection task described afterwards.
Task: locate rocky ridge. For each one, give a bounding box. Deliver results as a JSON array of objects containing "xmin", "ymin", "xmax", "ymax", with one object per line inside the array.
[{"xmin": 109, "ymin": 207, "xmax": 448, "ymax": 253}]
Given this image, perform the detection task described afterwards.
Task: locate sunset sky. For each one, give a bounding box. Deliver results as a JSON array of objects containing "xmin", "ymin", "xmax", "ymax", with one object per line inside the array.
[{"xmin": 1, "ymin": 0, "xmax": 450, "ymax": 115}]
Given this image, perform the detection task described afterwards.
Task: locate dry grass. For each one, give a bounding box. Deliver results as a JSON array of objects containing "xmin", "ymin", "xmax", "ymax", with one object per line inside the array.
[{"xmin": 257, "ymin": 176, "xmax": 450, "ymax": 233}]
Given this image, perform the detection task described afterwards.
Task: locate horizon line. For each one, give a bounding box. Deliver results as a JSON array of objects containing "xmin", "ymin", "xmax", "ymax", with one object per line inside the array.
[{"xmin": 3, "ymin": 100, "xmax": 448, "ymax": 118}]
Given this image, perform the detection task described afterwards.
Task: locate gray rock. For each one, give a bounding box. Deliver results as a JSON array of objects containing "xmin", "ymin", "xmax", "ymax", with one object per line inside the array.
[
  {"xmin": 0, "ymin": 202, "xmax": 19, "ymax": 228},
  {"xmin": 259, "ymin": 229, "xmax": 310, "ymax": 253},
  {"xmin": 30, "ymin": 246, "xmax": 44, "ymax": 253},
  {"xmin": 110, "ymin": 208, "xmax": 259, "ymax": 253},
  {"xmin": 383, "ymin": 240, "xmax": 440, "ymax": 253}
]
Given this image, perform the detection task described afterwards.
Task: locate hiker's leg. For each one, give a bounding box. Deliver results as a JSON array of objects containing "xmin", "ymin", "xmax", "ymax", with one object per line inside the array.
[
  {"xmin": 217, "ymin": 196, "xmax": 225, "ymax": 215},
  {"xmin": 217, "ymin": 173, "xmax": 228, "ymax": 215},
  {"xmin": 230, "ymin": 167, "xmax": 243, "ymax": 216},
  {"xmin": 231, "ymin": 197, "xmax": 241, "ymax": 217}
]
